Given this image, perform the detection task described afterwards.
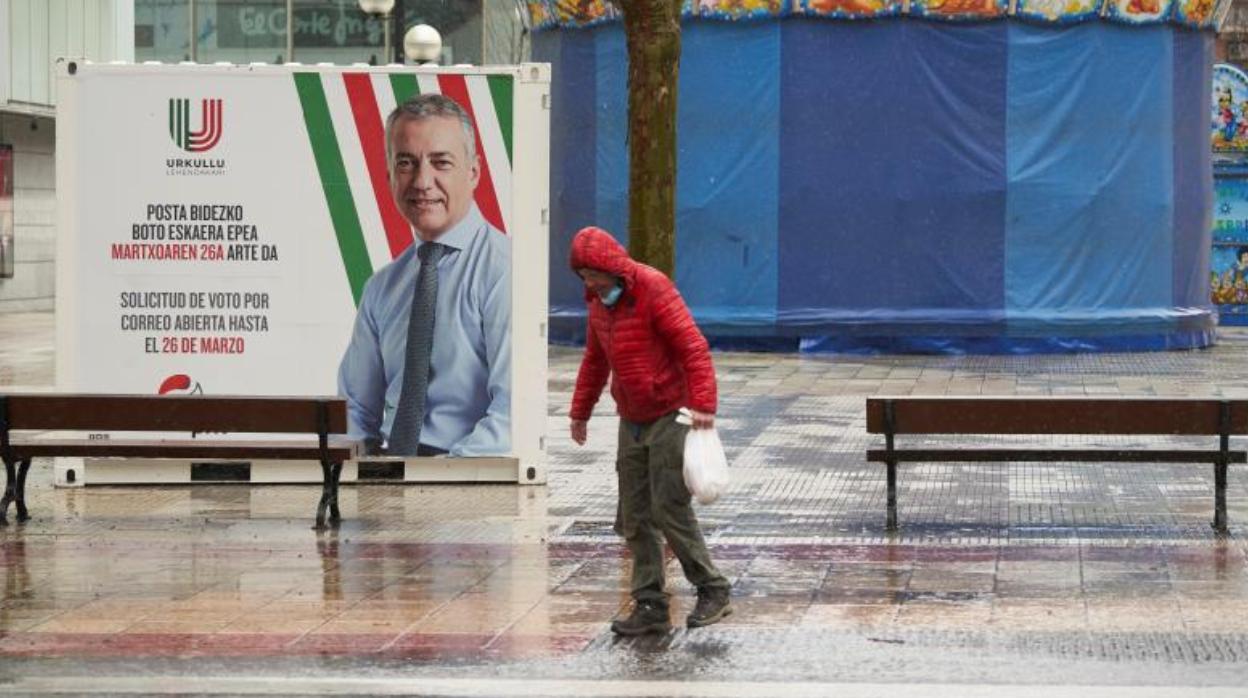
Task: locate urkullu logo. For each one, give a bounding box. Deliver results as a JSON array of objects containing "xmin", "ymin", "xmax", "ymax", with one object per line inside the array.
[{"xmin": 168, "ymin": 98, "xmax": 224, "ymax": 152}]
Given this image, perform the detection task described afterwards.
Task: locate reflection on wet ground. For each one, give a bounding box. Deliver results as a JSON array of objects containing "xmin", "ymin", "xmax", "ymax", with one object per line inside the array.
[{"xmin": 4, "ymin": 312, "xmax": 1248, "ymax": 691}]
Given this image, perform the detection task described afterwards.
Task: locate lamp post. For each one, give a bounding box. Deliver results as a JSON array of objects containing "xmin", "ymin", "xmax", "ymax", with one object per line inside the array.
[
  {"xmin": 404, "ymin": 24, "xmax": 442, "ymax": 66},
  {"xmin": 358, "ymin": 0, "xmax": 397, "ymax": 64}
]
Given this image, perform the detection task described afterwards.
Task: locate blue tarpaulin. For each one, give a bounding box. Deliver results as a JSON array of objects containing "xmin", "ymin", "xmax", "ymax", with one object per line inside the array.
[{"xmin": 534, "ymin": 21, "xmax": 1215, "ymax": 353}]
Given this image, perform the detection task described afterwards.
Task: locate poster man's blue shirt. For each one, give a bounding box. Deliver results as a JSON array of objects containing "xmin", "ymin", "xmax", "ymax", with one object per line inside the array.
[{"xmin": 338, "ymin": 205, "xmax": 511, "ymax": 456}]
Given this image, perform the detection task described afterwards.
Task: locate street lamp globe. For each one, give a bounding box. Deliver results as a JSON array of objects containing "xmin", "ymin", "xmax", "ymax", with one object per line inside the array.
[
  {"xmin": 358, "ymin": 0, "xmax": 396, "ymax": 14},
  {"xmin": 404, "ymin": 24, "xmax": 443, "ymax": 64}
]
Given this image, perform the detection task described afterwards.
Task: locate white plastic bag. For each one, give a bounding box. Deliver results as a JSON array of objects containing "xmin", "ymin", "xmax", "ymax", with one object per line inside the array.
[{"xmin": 677, "ymin": 408, "xmax": 729, "ymax": 505}]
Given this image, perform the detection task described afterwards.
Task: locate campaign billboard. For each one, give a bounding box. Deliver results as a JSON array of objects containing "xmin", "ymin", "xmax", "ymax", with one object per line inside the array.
[{"xmin": 55, "ymin": 61, "xmax": 549, "ymax": 484}]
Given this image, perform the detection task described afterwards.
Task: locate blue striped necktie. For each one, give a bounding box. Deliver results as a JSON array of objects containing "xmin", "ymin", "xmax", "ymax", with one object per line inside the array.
[{"xmin": 387, "ymin": 242, "xmax": 445, "ymax": 455}]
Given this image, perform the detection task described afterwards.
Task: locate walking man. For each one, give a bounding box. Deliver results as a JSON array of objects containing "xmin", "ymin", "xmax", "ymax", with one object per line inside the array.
[{"xmin": 568, "ymin": 226, "xmax": 733, "ymax": 635}]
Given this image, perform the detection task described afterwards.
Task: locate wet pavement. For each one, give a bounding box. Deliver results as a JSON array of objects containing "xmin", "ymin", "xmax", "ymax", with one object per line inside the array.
[{"xmin": 4, "ymin": 310, "xmax": 1248, "ymax": 694}]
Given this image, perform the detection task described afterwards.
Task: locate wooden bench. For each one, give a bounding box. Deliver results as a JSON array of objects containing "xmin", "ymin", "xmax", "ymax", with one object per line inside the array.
[
  {"xmin": 866, "ymin": 397, "xmax": 1248, "ymax": 534},
  {"xmin": 0, "ymin": 394, "xmax": 358, "ymax": 529}
]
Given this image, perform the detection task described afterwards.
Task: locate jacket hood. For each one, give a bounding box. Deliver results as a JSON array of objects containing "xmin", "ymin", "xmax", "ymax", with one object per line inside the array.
[{"xmin": 569, "ymin": 227, "xmax": 637, "ymax": 288}]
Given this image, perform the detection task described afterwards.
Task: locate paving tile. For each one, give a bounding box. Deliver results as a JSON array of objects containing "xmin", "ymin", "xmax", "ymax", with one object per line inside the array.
[
  {"xmin": 0, "ymin": 612, "xmax": 62, "ymax": 632},
  {"xmin": 291, "ymin": 632, "xmax": 400, "ymax": 653},
  {"xmin": 384, "ymin": 631, "xmax": 492, "ymax": 656},
  {"xmin": 715, "ymin": 598, "xmax": 809, "ymax": 627},
  {"xmin": 507, "ymin": 596, "xmax": 626, "ymax": 635},
  {"xmin": 486, "ymin": 632, "xmax": 596, "ymax": 658},
  {"xmin": 989, "ymin": 599, "xmax": 1087, "ymax": 631},
  {"xmin": 217, "ymin": 615, "xmax": 328, "ymax": 635},
  {"xmin": 25, "ymin": 617, "xmax": 135, "ymax": 634},
  {"xmin": 120, "ymin": 620, "xmax": 234, "ymax": 635},
  {"xmin": 410, "ymin": 594, "xmax": 539, "ymax": 634},
  {"xmin": 896, "ymin": 599, "xmax": 993, "ymax": 629},
  {"xmin": 334, "ymin": 599, "xmax": 443, "ymax": 621},
  {"xmin": 1084, "ymin": 599, "xmax": 1185, "ymax": 631},
  {"xmin": 800, "ymin": 603, "xmax": 898, "ymax": 630}
]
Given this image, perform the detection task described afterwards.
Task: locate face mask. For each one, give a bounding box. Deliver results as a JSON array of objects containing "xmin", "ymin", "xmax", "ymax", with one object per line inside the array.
[{"xmin": 600, "ymin": 283, "xmax": 623, "ymax": 307}]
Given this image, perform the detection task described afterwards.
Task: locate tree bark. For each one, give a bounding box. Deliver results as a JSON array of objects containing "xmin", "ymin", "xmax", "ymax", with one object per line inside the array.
[{"xmin": 619, "ymin": 0, "xmax": 681, "ymax": 277}]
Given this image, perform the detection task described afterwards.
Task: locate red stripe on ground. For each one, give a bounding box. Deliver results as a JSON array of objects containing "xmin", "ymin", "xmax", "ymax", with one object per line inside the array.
[
  {"xmin": 437, "ymin": 74, "xmax": 507, "ymax": 234},
  {"xmin": 343, "ymin": 73, "xmax": 413, "ymax": 258}
]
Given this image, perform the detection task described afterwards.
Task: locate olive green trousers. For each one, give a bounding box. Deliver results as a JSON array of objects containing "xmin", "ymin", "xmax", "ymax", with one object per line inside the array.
[{"xmin": 614, "ymin": 411, "xmax": 730, "ymax": 605}]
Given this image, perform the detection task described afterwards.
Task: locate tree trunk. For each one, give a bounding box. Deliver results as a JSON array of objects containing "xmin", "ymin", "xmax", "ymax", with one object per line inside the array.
[{"xmin": 619, "ymin": 0, "xmax": 681, "ymax": 278}]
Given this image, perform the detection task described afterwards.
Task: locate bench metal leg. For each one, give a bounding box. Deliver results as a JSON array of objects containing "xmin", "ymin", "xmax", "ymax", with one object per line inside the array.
[
  {"xmin": 14, "ymin": 458, "xmax": 30, "ymax": 522},
  {"xmin": 315, "ymin": 459, "xmax": 331, "ymax": 530},
  {"xmin": 886, "ymin": 460, "xmax": 898, "ymax": 532},
  {"xmin": 328, "ymin": 461, "xmax": 343, "ymax": 522},
  {"xmin": 882, "ymin": 400, "xmax": 899, "ymax": 532},
  {"xmin": 1215, "ymin": 402, "xmax": 1231, "ymax": 536},
  {"xmin": 1214, "ymin": 460, "xmax": 1229, "ymax": 536},
  {"xmin": 314, "ymin": 459, "xmax": 344, "ymax": 530},
  {"xmin": 0, "ymin": 457, "xmax": 13, "ymax": 524},
  {"xmin": 0, "ymin": 458, "xmax": 25, "ymax": 523}
]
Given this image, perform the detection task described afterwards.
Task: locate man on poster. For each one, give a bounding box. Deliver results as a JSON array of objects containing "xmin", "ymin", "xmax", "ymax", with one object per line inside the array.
[{"xmin": 338, "ymin": 94, "xmax": 511, "ymax": 457}]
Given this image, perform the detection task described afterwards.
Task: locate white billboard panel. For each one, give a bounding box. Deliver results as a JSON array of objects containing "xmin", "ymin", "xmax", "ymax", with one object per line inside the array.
[{"xmin": 55, "ymin": 60, "xmax": 549, "ymax": 484}]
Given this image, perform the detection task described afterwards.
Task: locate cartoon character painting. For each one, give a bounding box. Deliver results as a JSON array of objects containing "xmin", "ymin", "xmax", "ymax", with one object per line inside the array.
[
  {"xmin": 1015, "ymin": 0, "xmax": 1098, "ymax": 20},
  {"xmin": 1211, "ymin": 248, "xmax": 1248, "ymax": 308},
  {"xmin": 526, "ymin": 0, "xmax": 554, "ymax": 27},
  {"xmin": 1237, "ymin": 101, "xmax": 1248, "ymax": 142},
  {"xmin": 1125, "ymin": 0, "xmax": 1159, "ymax": 13},
  {"xmin": 1221, "ymin": 89, "xmax": 1239, "ymax": 144},
  {"xmin": 1104, "ymin": 0, "xmax": 1170, "ymax": 21},
  {"xmin": 921, "ymin": 0, "xmax": 1002, "ymax": 16},
  {"xmin": 700, "ymin": 0, "xmax": 784, "ymax": 16},
  {"xmin": 553, "ymin": 0, "xmax": 615, "ymax": 24},
  {"xmin": 1214, "ymin": 65, "xmax": 1248, "ymax": 152},
  {"xmin": 1179, "ymin": 0, "xmax": 1214, "ymax": 23},
  {"xmin": 807, "ymin": 0, "xmax": 889, "ymax": 13}
]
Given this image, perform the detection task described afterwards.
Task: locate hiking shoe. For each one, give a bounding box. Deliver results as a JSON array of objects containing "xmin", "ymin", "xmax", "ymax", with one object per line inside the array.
[
  {"xmin": 610, "ymin": 600, "xmax": 671, "ymax": 636},
  {"xmin": 686, "ymin": 586, "xmax": 732, "ymax": 628}
]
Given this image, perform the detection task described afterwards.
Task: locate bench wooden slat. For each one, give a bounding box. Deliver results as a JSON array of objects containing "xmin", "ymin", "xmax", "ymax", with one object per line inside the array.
[
  {"xmin": 865, "ymin": 397, "xmax": 1248, "ymax": 436},
  {"xmin": 9, "ymin": 437, "xmax": 358, "ymax": 461},
  {"xmin": 2, "ymin": 394, "xmax": 347, "ymax": 434},
  {"xmin": 866, "ymin": 449, "xmax": 1248, "ymax": 464}
]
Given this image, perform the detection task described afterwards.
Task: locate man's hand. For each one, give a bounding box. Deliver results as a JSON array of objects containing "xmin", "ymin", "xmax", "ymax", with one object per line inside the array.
[
  {"xmin": 570, "ymin": 419, "xmax": 588, "ymax": 445},
  {"xmin": 690, "ymin": 410, "xmax": 715, "ymax": 430}
]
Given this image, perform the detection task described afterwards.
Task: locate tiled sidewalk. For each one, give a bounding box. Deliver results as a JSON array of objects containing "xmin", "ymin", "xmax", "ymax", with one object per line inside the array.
[{"xmin": 3, "ymin": 310, "xmax": 1248, "ymax": 691}]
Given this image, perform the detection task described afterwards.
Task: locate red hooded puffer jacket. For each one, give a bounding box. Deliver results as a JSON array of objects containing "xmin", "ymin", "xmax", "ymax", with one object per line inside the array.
[{"xmin": 568, "ymin": 227, "xmax": 717, "ymax": 424}]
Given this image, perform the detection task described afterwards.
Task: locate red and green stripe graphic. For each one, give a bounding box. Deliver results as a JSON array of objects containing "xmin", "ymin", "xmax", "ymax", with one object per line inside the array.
[
  {"xmin": 436, "ymin": 75, "xmax": 506, "ymax": 238},
  {"xmin": 342, "ymin": 73, "xmax": 411, "ymax": 260},
  {"xmin": 293, "ymin": 71, "xmax": 515, "ymax": 305},
  {"xmin": 292, "ymin": 74, "xmax": 373, "ymax": 303}
]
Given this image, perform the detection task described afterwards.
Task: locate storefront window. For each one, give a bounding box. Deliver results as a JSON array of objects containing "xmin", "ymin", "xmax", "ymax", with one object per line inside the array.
[
  {"xmin": 135, "ymin": 0, "xmax": 485, "ymax": 66},
  {"xmin": 200, "ymin": 0, "xmax": 293, "ymax": 64},
  {"xmin": 135, "ymin": 0, "xmax": 193, "ymax": 62}
]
